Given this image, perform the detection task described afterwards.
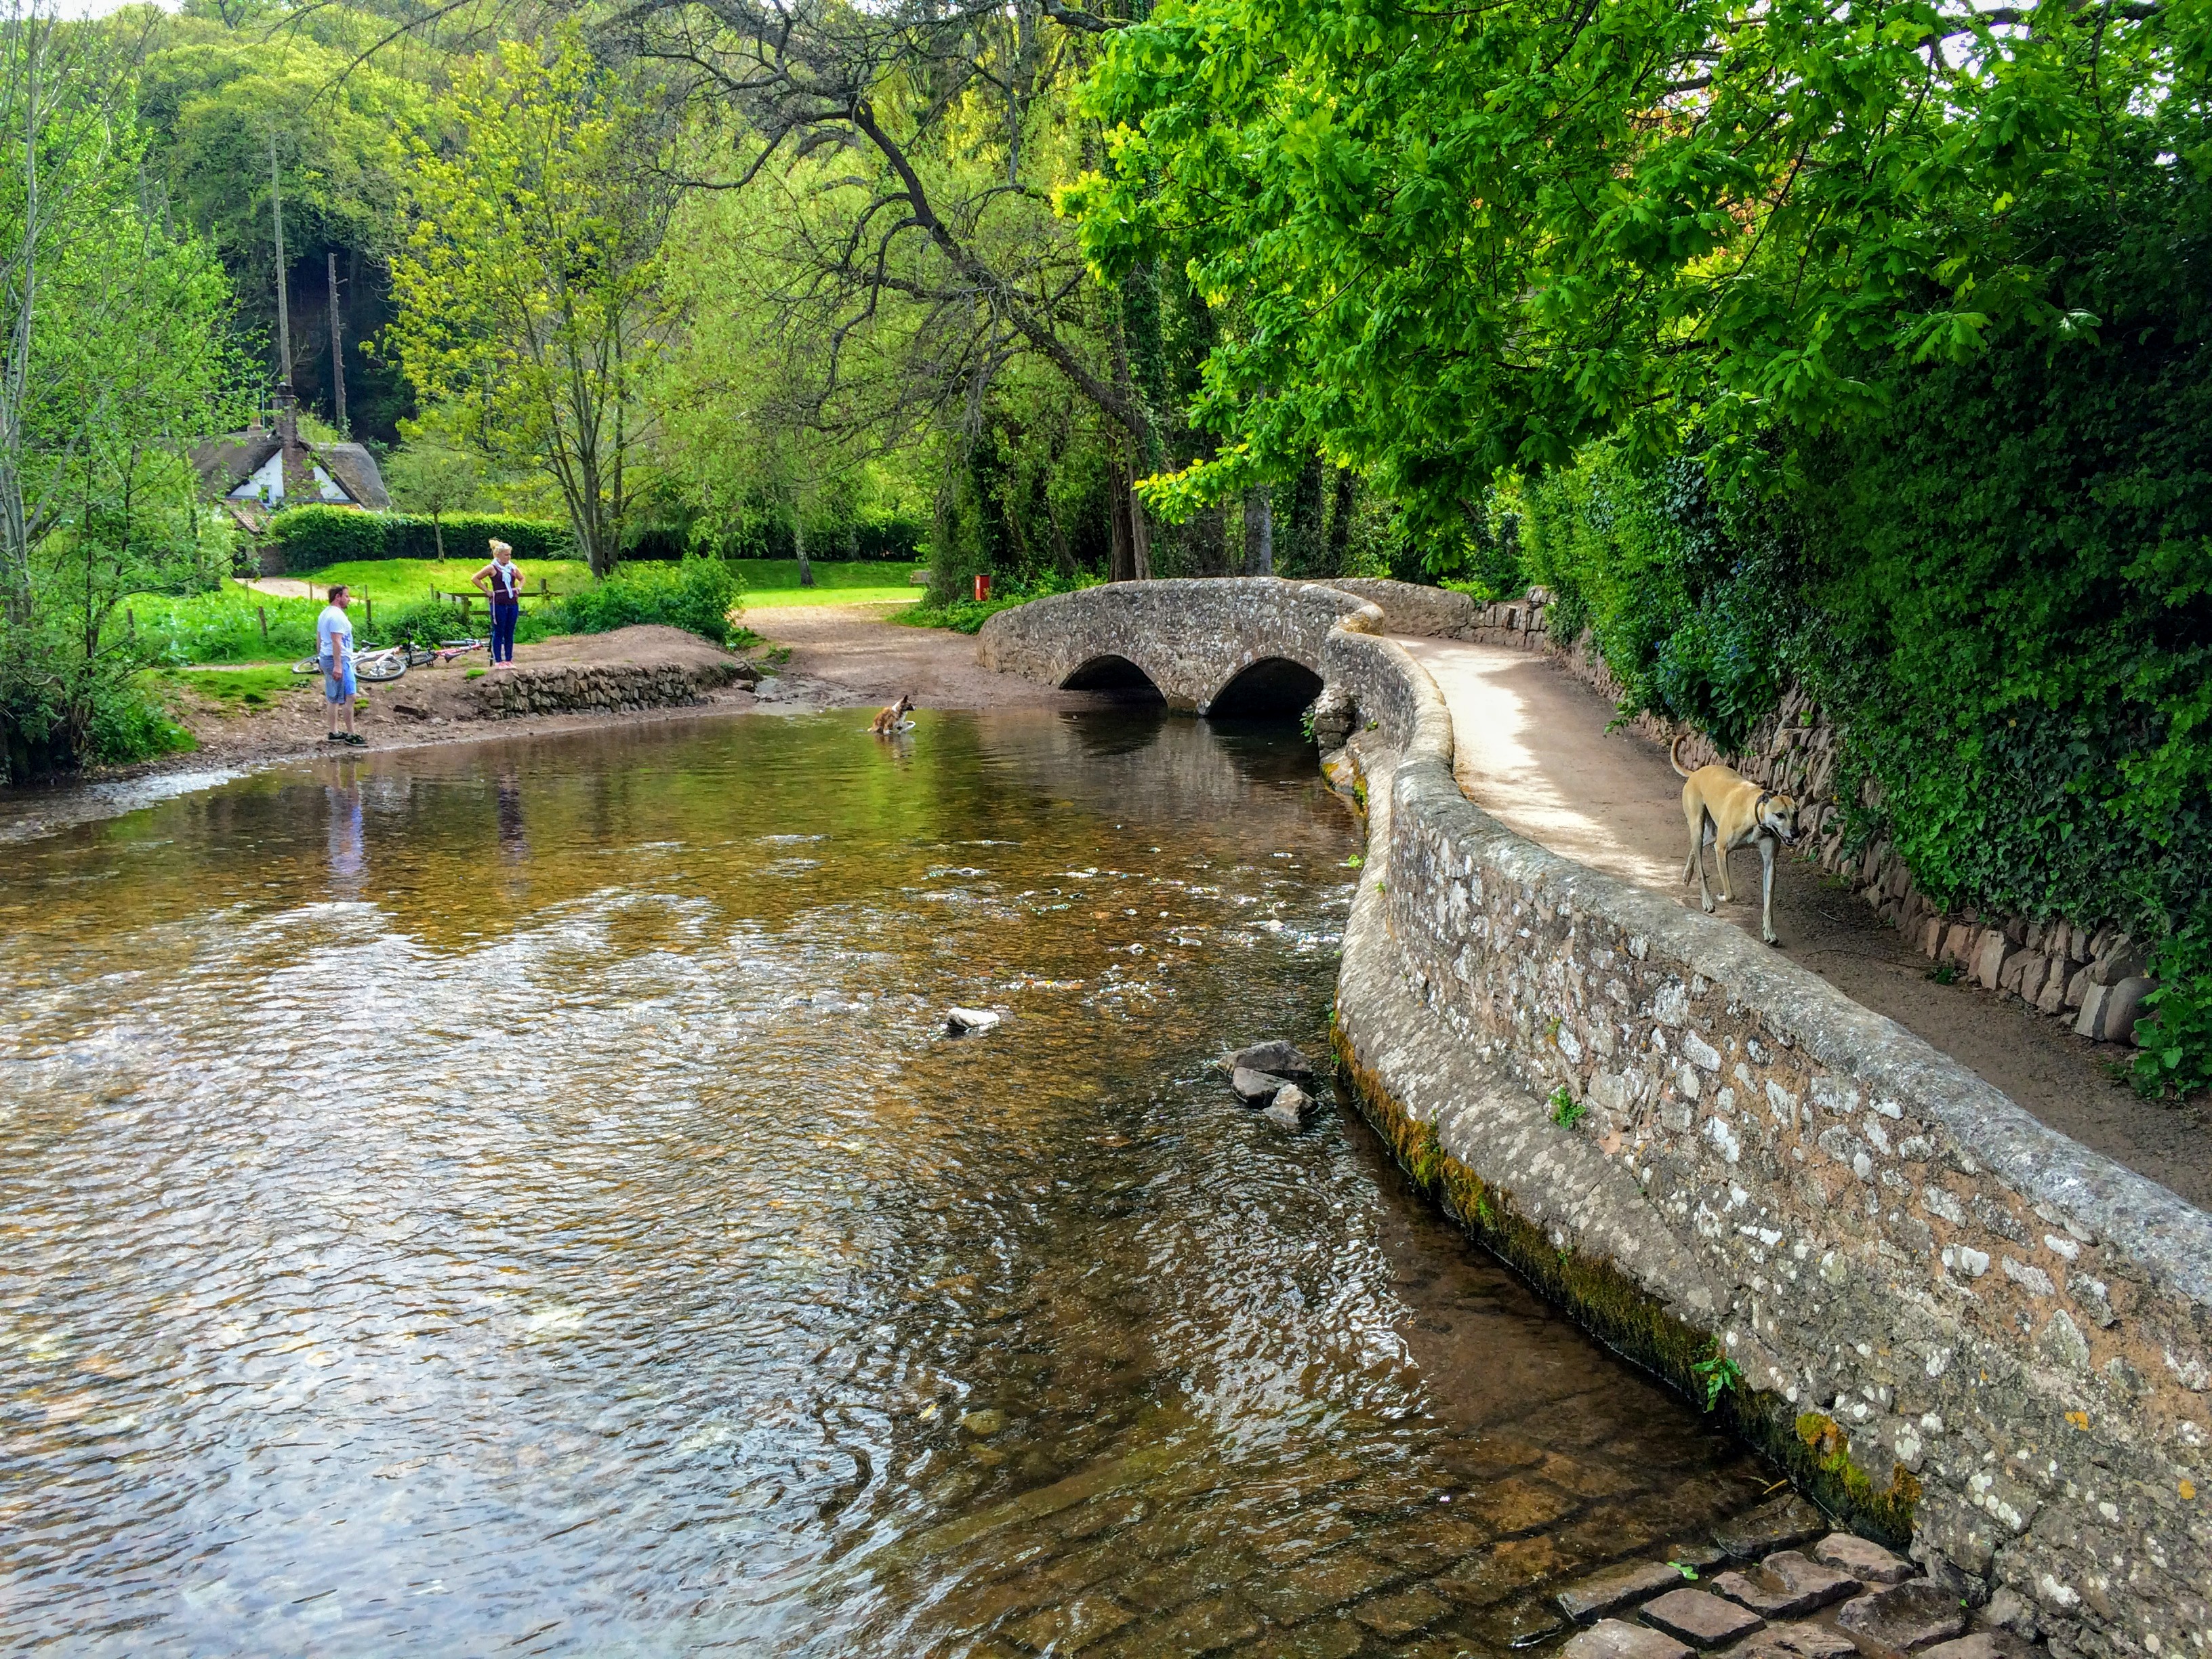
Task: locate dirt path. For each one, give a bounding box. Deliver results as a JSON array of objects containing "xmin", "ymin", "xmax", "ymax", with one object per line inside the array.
[
  {"xmin": 1395, "ymin": 634, "xmax": 2211, "ymax": 1210},
  {"xmin": 745, "ymin": 602, "xmax": 1114, "ymax": 711}
]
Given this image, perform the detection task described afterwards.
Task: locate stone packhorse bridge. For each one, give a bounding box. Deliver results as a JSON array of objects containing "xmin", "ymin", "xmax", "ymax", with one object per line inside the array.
[
  {"xmin": 977, "ymin": 575, "xmax": 2212, "ymax": 1659},
  {"xmin": 975, "ymin": 577, "xmax": 1374, "ymax": 714}
]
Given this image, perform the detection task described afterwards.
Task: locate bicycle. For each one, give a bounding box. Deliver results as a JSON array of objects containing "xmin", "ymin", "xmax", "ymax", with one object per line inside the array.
[{"xmin": 289, "ymin": 638, "xmax": 487, "ymax": 684}]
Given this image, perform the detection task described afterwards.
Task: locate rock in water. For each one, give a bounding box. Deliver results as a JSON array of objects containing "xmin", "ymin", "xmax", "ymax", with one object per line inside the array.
[
  {"xmin": 1263, "ymin": 1084, "xmax": 1313, "ymax": 1130},
  {"xmin": 946, "ymin": 1007, "xmax": 1000, "ymax": 1033},
  {"xmin": 1231, "ymin": 1067, "xmax": 1290, "ymax": 1104},
  {"xmin": 1233, "ymin": 1040, "xmax": 1314, "ymax": 1078}
]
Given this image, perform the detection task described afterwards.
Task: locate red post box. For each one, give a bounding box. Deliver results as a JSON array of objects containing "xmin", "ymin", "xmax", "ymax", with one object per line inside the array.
[{"xmin": 973, "ymin": 573, "xmax": 992, "ymax": 602}]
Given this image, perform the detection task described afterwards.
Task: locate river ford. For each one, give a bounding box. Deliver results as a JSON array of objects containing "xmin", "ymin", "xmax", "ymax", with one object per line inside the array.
[{"xmin": 0, "ymin": 710, "xmax": 1772, "ymax": 1656}]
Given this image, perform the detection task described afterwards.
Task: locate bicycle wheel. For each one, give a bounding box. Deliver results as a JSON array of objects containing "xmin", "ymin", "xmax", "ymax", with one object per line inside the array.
[
  {"xmin": 355, "ymin": 652, "xmax": 408, "ymax": 684},
  {"xmin": 291, "ymin": 657, "xmax": 323, "ymax": 676}
]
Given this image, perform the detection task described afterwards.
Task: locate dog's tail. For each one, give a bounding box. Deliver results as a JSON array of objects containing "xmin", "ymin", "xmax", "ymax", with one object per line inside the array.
[{"xmin": 1670, "ymin": 735, "xmax": 1694, "ymax": 779}]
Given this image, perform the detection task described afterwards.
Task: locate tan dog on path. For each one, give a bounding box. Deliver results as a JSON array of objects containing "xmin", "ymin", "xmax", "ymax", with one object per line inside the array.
[
  {"xmin": 872, "ymin": 693, "xmax": 915, "ymax": 735},
  {"xmin": 1671, "ymin": 736, "xmax": 1802, "ymax": 946}
]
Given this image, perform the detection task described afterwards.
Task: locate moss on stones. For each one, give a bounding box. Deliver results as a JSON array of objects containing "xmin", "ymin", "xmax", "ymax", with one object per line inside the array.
[{"xmin": 1332, "ymin": 1019, "xmax": 1916, "ymax": 1549}]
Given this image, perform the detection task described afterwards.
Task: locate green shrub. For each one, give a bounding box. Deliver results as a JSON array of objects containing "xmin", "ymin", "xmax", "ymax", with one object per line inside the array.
[
  {"xmin": 370, "ymin": 596, "xmax": 465, "ymax": 650},
  {"xmin": 900, "ymin": 570, "xmax": 1101, "ymax": 635},
  {"xmin": 267, "ymin": 507, "xmax": 575, "ymax": 571},
  {"xmin": 548, "ymin": 556, "xmax": 747, "ymax": 646},
  {"xmin": 90, "ymin": 676, "xmax": 196, "ymax": 764},
  {"xmin": 129, "ymin": 586, "xmax": 323, "ymax": 665}
]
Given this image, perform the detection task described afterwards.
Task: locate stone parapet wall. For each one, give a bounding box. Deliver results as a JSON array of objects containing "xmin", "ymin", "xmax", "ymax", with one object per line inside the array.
[
  {"xmin": 470, "ymin": 659, "xmax": 752, "ymax": 719},
  {"xmin": 1329, "ymin": 638, "xmax": 2209, "ymax": 1659},
  {"xmin": 1450, "ymin": 593, "xmax": 2158, "ymax": 1050}
]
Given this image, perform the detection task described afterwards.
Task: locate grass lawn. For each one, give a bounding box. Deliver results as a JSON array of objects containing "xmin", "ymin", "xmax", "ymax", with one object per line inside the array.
[
  {"xmin": 287, "ymin": 558, "xmax": 595, "ymax": 604},
  {"xmin": 733, "ymin": 559, "xmax": 924, "ymax": 610},
  {"xmin": 125, "ymin": 557, "xmax": 926, "ymax": 668},
  {"xmin": 157, "ymin": 664, "xmax": 314, "ymax": 710},
  {"xmin": 282, "ymin": 556, "xmax": 923, "ymax": 609}
]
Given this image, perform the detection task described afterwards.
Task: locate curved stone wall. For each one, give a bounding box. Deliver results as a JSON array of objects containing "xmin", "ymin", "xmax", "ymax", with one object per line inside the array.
[{"xmin": 976, "ymin": 577, "xmax": 2212, "ymax": 1656}]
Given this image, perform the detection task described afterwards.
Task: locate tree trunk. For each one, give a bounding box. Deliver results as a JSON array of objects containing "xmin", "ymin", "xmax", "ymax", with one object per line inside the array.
[
  {"xmin": 1286, "ymin": 451, "xmax": 1325, "ymax": 575},
  {"xmin": 1107, "ymin": 461, "xmax": 1135, "ymax": 583},
  {"xmin": 794, "ymin": 513, "xmax": 814, "ymax": 586},
  {"xmin": 1328, "ymin": 468, "xmax": 1357, "ymax": 574},
  {"xmin": 1242, "ymin": 485, "xmax": 1273, "ymax": 576},
  {"xmin": 1188, "ymin": 500, "xmax": 1229, "ymax": 575},
  {"xmin": 432, "ymin": 512, "xmax": 445, "ymax": 561}
]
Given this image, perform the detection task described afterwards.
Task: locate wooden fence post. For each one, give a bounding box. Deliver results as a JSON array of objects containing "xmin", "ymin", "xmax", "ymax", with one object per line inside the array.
[{"xmin": 258, "ymin": 605, "xmax": 268, "ymax": 644}]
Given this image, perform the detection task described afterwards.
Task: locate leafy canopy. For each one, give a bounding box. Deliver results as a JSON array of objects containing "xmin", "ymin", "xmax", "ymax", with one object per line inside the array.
[{"xmin": 1070, "ymin": 0, "xmax": 2205, "ymax": 541}]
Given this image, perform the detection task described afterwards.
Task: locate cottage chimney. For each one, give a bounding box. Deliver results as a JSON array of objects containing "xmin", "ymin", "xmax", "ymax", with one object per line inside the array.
[{"xmin": 274, "ymin": 383, "xmax": 314, "ymax": 505}]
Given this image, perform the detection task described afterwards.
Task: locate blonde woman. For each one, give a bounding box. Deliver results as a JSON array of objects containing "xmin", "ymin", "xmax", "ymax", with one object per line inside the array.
[{"xmin": 472, "ymin": 539, "xmax": 524, "ymax": 667}]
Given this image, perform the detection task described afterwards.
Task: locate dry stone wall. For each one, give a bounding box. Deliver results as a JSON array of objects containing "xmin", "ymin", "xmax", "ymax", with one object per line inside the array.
[{"xmin": 470, "ymin": 659, "xmax": 754, "ymax": 719}]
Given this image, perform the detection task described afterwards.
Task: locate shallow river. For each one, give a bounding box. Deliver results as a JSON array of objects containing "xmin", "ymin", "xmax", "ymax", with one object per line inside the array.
[{"xmin": 0, "ymin": 710, "xmax": 1771, "ymax": 1656}]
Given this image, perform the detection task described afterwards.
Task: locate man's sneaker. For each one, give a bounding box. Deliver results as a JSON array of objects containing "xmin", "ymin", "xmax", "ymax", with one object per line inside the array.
[{"xmin": 341, "ymin": 733, "xmax": 367, "ymax": 746}]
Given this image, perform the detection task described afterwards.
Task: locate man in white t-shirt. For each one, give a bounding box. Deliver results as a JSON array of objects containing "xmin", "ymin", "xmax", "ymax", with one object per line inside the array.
[{"xmin": 316, "ymin": 586, "xmax": 364, "ymax": 746}]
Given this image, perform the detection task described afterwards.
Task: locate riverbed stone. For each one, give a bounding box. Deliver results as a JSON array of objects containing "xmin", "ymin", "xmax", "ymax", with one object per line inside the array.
[
  {"xmin": 1009, "ymin": 1593, "xmax": 1136, "ymax": 1653},
  {"xmin": 1811, "ymin": 1533, "xmax": 1913, "ymax": 1585},
  {"xmin": 1711, "ymin": 1496, "xmax": 1828, "ymax": 1559},
  {"xmin": 1919, "ymin": 1633, "xmax": 2036, "ymax": 1659},
  {"xmin": 946, "ymin": 1006, "xmax": 1001, "ymax": 1033},
  {"xmin": 1351, "ymin": 1583, "xmax": 1450, "ymax": 1637},
  {"xmin": 1731, "ymin": 1626, "xmax": 1858, "ymax": 1659},
  {"xmin": 1563, "ymin": 1618, "xmax": 1695, "ymax": 1659},
  {"xmin": 1149, "ymin": 1592, "xmax": 1261, "ymax": 1654},
  {"xmin": 1231, "ymin": 1066, "xmax": 1290, "ymax": 1103},
  {"xmin": 1240, "ymin": 1549, "xmax": 1403, "ymax": 1622},
  {"xmin": 1264, "ymin": 1084, "xmax": 1315, "ymax": 1129},
  {"xmin": 1711, "ymin": 1551, "xmax": 1857, "ymax": 1618},
  {"xmin": 1836, "ymin": 1581, "xmax": 1969, "ymax": 1652},
  {"xmin": 1233, "ymin": 1039, "xmax": 1314, "ymax": 1077},
  {"xmin": 1558, "ymin": 1559, "xmax": 1691, "ymax": 1622},
  {"xmin": 1640, "ymin": 1588, "xmax": 1765, "ymax": 1648}
]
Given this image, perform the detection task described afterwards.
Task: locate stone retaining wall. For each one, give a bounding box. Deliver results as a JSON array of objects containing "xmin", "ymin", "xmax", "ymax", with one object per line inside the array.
[
  {"xmin": 470, "ymin": 658, "xmax": 754, "ymax": 719},
  {"xmin": 975, "ymin": 577, "xmax": 2211, "ymax": 1656}
]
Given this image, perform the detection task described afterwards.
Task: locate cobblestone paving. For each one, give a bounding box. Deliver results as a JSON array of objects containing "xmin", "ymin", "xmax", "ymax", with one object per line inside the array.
[{"xmin": 880, "ymin": 1410, "xmax": 1774, "ymax": 1656}]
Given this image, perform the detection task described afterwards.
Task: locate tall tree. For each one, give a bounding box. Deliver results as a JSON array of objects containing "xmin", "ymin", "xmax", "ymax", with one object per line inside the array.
[
  {"xmin": 1071, "ymin": 0, "xmax": 2195, "ymax": 554},
  {"xmin": 615, "ymin": 0, "xmax": 1170, "ymax": 578},
  {"xmin": 382, "ymin": 26, "xmax": 680, "ymax": 576},
  {"xmin": 0, "ymin": 0, "xmax": 243, "ymax": 777}
]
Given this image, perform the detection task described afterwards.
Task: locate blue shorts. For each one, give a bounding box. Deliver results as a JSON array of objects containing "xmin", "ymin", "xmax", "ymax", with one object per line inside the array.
[{"xmin": 322, "ymin": 655, "xmax": 357, "ymax": 701}]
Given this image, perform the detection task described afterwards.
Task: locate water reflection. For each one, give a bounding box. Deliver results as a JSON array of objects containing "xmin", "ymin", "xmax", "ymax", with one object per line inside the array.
[{"xmin": 0, "ymin": 710, "xmax": 1768, "ymax": 1656}]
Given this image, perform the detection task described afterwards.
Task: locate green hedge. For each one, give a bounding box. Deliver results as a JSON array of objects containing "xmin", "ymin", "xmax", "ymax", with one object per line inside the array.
[
  {"xmin": 267, "ymin": 507, "xmax": 575, "ymax": 571},
  {"xmin": 1512, "ymin": 203, "xmax": 2212, "ymax": 1098}
]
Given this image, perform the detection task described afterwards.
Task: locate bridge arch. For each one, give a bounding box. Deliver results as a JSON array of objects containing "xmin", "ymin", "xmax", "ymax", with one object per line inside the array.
[
  {"xmin": 1059, "ymin": 654, "xmax": 1167, "ymax": 703},
  {"xmin": 1204, "ymin": 655, "xmax": 1325, "ymax": 719}
]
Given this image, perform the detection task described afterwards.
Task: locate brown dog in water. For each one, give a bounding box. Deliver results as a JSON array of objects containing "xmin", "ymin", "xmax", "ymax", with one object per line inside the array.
[
  {"xmin": 871, "ymin": 693, "xmax": 915, "ymax": 735},
  {"xmin": 1671, "ymin": 736, "xmax": 1801, "ymax": 945}
]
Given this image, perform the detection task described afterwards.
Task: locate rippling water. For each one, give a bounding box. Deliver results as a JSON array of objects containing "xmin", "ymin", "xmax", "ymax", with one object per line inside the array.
[{"xmin": 0, "ymin": 710, "xmax": 1769, "ymax": 1656}]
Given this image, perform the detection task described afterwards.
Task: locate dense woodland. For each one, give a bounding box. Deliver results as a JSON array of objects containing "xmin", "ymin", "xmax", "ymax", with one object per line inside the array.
[{"xmin": 0, "ymin": 0, "xmax": 2205, "ymax": 1090}]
